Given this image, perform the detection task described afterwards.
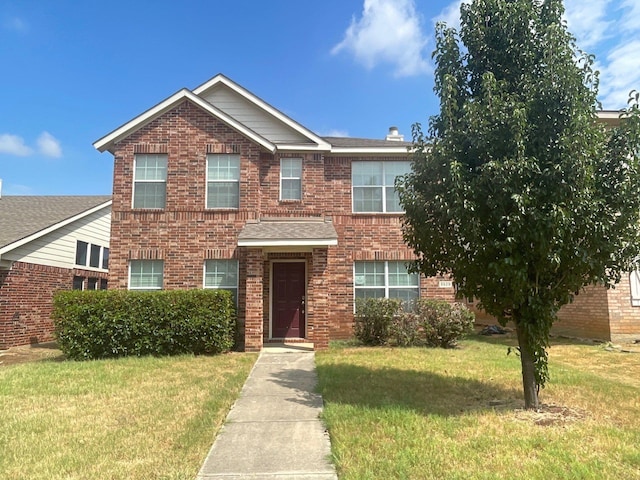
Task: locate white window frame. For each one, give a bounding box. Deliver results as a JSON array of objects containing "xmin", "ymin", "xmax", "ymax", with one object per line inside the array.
[
  {"xmin": 630, "ymin": 270, "xmax": 640, "ymax": 306},
  {"xmin": 353, "ymin": 261, "xmax": 419, "ymax": 302},
  {"xmin": 203, "ymin": 259, "xmax": 239, "ymax": 303},
  {"xmin": 280, "ymin": 157, "xmax": 302, "ymax": 201},
  {"xmin": 206, "ymin": 154, "xmax": 240, "ymax": 209},
  {"xmin": 352, "ymin": 161, "xmax": 411, "ymax": 213},
  {"xmin": 128, "ymin": 260, "xmax": 164, "ymax": 291},
  {"xmin": 132, "ymin": 154, "xmax": 167, "ymax": 209}
]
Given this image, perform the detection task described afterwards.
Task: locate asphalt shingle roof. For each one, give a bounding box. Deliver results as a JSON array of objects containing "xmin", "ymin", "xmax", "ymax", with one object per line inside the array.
[
  {"xmin": 322, "ymin": 136, "xmax": 412, "ymax": 148},
  {"xmin": 238, "ymin": 217, "xmax": 338, "ymax": 244},
  {"xmin": 0, "ymin": 196, "xmax": 112, "ymax": 249}
]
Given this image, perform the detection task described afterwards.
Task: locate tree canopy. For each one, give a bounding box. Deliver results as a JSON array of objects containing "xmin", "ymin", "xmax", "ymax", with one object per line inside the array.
[{"xmin": 399, "ymin": 0, "xmax": 640, "ymax": 408}]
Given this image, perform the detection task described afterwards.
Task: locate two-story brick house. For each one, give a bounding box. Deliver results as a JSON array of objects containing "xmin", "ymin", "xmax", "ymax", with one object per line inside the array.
[{"xmin": 94, "ymin": 74, "xmax": 456, "ymax": 351}]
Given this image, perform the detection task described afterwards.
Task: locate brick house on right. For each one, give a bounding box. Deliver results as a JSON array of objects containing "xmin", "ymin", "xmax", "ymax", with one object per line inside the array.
[{"xmin": 93, "ymin": 75, "xmax": 639, "ymax": 348}]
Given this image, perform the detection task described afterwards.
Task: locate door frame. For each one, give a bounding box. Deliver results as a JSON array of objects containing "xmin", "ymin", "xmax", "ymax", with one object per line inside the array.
[{"xmin": 269, "ymin": 259, "xmax": 307, "ymax": 339}]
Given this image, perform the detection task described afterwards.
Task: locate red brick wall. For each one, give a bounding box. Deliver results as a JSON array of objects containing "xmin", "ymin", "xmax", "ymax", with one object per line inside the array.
[
  {"xmin": 108, "ymin": 100, "xmax": 458, "ymax": 349},
  {"xmin": 554, "ymin": 285, "xmax": 612, "ymax": 340},
  {"xmin": 0, "ymin": 262, "xmax": 107, "ymax": 348},
  {"xmin": 605, "ymin": 275, "xmax": 640, "ymax": 342}
]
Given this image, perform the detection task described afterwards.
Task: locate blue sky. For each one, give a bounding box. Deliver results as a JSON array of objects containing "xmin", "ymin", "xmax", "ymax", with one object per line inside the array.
[{"xmin": 1, "ymin": 0, "xmax": 638, "ymax": 196}]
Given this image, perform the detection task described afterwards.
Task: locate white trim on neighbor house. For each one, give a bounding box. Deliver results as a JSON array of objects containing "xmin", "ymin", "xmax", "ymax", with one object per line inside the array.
[
  {"xmin": 193, "ymin": 74, "xmax": 332, "ymax": 151},
  {"xmin": 0, "ymin": 200, "xmax": 112, "ymax": 258},
  {"xmin": 237, "ymin": 238, "xmax": 338, "ymax": 247},
  {"xmin": 330, "ymin": 146, "xmax": 412, "ymax": 155},
  {"xmin": 93, "ymin": 89, "xmax": 277, "ymax": 154}
]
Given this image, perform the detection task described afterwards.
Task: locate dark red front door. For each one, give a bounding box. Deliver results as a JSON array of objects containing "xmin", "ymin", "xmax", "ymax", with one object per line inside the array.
[{"xmin": 272, "ymin": 262, "xmax": 306, "ymax": 338}]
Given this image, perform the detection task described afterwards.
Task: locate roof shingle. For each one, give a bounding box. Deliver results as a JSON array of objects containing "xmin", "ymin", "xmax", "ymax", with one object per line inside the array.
[{"xmin": 0, "ymin": 196, "xmax": 112, "ymax": 249}]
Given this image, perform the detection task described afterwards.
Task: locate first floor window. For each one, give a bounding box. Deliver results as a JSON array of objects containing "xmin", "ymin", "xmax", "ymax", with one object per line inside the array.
[
  {"xmin": 73, "ymin": 276, "xmax": 84, "ymax": 290},
  {"xmin": 354, "ymin": 261, "xmax": 419, "ymax": 303},
  {"xmin": 129, "ymin": 260, "xmax": 164, "ymax": 290},
  {"xmin": 631, "ymin": 270, "xmax": 640, "ymax": 306},
  {"xmin": 133, "ymin": 154, "xmax": 167, "ymax": 209},
  {"xmin": 204, "ymin": 259, "xmax": 238, "ymax": 302}
]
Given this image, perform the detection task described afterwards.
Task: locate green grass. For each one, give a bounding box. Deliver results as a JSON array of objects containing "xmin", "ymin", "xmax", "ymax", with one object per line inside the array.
[
  {"xmin": 0, "ymin": 352, "xmax": 257, "ymax": 480},
  {"xmin": 316, "ymin": 335, "xmax": 640, "ymax": 480}
]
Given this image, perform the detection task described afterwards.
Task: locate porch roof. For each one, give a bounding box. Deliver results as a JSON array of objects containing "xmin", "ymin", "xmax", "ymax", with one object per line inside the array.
[{"xmin": 237, "ymin": 217, "xmax": 338, "ymax": 247}]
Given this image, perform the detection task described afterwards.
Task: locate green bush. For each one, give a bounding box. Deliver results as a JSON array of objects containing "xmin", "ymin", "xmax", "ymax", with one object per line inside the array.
[
  {"xmin": 52, "ymin": 289, "xmax": 236, "ymax": 360},
  {"xmin": 354, "ymin": 298, "xmax": 401, "ymax": 345},
  {"xmin": 391, "ymin": 312, "xmax": 421, "ymax": 347},
  {"xmin": 414, "ymin": 299, "xmax": 475, "ymax": 348}
]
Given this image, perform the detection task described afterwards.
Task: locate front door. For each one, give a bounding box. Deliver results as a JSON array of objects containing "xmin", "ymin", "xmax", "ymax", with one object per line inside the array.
[{"xmin": 272, "ymin": 262, "xmax": 306, "ymax": 338}]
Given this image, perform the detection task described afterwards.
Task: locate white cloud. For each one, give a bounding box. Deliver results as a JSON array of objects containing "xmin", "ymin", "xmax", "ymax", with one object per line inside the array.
[
  {"xmin": 599, "ymin": 39, "xmax": 640, "ymax": 108},
  {"xmin": 319, "ymin": 129, "xmax": 350, "ymax": 137},
  {"xmin": 37, "ymin": 132, "xmax": 62, "ymax": 158},
  {"xmin": 0, "ymin": 131, "xmax": 63, "ymax": 158},
  {"xmin": 332, "ymin": 0, "xmax": 431, "ymax": 77},
  {"xmin": 619, "ymin": 0, "xmax": 640, "ymax": 32},
  {"xmin": 3, "ymin": 16, "xmax": 28, "ymax": 33},
  {"xmin": 0, "ymin": 134, "xmax": 33, "ymax": 156},
  {"xmin": 434, "ymin": 0, "xmax": 469, "ymax": 32}
]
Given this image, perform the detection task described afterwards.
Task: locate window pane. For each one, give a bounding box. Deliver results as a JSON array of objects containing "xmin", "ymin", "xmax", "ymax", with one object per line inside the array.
[
  {"xmin": 130, "ymin": 260, "xmax": 163, "ymax": 290},
  {"xmin": 281, "ymin": 179, "xmax": 301, "ymax": 200},
  {"xmin": 384, "ymin": 161, "xmax": 411, "ymax": 185},
  {"xmin": 389, "ymin": 288, "xmax": 419, "ymax": 302},
  {"xmin": 73, "ymin": 276, "xmax": 84, "ymax": 290},
  {"xmin": 207, "ymin": 182, "xmax": 239, "ymax": 208},
  {"xmin": 102, "ymin": 248, "xmax": 110, "ymax": 270},
  {"xmin": 88, "ymin": 278, "xmax": 98, "ymax": 290},
  {"xmin": 355, "ymin": 262, "xmax": 385, "ymax": 287},
  {"xmin": 281, "ymin": 158, "xmax": 302, "ymax": 177},
  {"xmin": 207, "ymin": 154, "xmax": 240, "ymax": 180},
  {"xmin": 205, "ymin": 260, "xmax": 238, "ymax": 303},
  {"xmin": 100, "ymin": 279, "xmax": 108, "ymax": 290},
  {"xmin": 75, "ymin": 241, "xmax": 88, "ymax": 266},
  {"xmin": 353, "ymin": 187, "xmax": 383, "ymax": 212},
  {"xmin": 133, "ymin": 182, "xmax": 166, "ymax": 209},
  {"xmin": 385, "ymin": 186, "xmax": 403, "ymax": 212},
  {"xmin": 355, "ymin": 288, "xmax": 385, "ymax": 299},
  {"xmin": 89, "ymin": 244, "xmax": 101, "ymax": 268},
  {"xmin": 387, "ymin": 262, "xmax": 419, "ymax": 287},
  {"xmin": 135, "ymin": 154, "xmax": 167, "ymax": 181},
  {"xmin": 352, "ymin": 162, "xmax": 383, "ymax": 186}
]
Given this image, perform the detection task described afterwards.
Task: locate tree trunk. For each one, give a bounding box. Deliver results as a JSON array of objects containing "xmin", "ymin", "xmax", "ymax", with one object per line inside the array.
[{"xmin": 515, "ymin": 321, "xmax": 539, "ymax": 410}]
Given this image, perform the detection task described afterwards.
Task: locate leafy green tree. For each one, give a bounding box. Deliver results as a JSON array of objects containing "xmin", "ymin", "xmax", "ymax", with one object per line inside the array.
[{"xmin": 399, "ymin": 0, "xmax": 640, "ymax": 409}]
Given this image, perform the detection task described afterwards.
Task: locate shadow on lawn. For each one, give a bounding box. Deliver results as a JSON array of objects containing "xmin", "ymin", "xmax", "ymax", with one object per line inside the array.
[{"xmin": 314, "ymin": 361, "xmax": 523, "ymax": 417}]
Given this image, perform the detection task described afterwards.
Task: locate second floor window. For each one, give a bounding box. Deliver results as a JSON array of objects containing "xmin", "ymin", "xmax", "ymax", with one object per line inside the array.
[
  {"xmin": 352, "ymin": 161, "xmax": 411, "ymax": 213},
  {"xmin": 207, "ymin": 154, "xmax": 240, "ymax": 209},
  {"xmin": 133, "ymin": 154, "xmax": 167, "ymax": 209},
  {"xmin": 75, "ymin": 240, "xmax": 109, "ymax": 270},
  {"xmin": 280, "ymin": 158, "xmax": 302, "ymax": 201}
]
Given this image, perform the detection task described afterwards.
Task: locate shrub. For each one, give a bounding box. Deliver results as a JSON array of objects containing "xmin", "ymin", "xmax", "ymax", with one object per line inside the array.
[
  {"xmin": 414, "ymin": 299, "xmax": 475, "ymax": 348},
  {"xmin": 52, "ymin": 289, "xmax": 236, "ymax": 360},
  {"xmin": 354, "ymin": 298, "xmax": 401, "ymax": 346},
  {"xmin": 391, "ymin": 312, "xmax": 421, "ymax": 347}
]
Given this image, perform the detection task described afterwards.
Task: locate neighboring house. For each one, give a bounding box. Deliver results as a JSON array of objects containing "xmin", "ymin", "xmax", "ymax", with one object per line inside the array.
[
  {"xmin": 0, "ymin": 195, "xmax": 111, "ymax": 348},
  {"xmin": 93, "ymin": 73, "xmax": 456, "ymax": 351}
]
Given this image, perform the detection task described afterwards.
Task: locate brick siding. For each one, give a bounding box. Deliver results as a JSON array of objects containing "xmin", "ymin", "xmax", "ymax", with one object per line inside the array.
[{"xmin": 0, "ymin": 262, "xmax": 107, "ymax": 348}]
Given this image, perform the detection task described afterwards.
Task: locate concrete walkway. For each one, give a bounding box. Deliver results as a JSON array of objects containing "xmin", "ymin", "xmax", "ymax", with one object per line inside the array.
[{"xmin": 196, "ymin": 345, "xmax": 338, "ymax": 480}]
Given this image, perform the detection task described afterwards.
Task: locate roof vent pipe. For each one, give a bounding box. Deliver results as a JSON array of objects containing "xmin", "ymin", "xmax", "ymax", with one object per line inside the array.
[
  {"xmin": 385, "ymin": 126, "xmax": 404, "ymax": 142},
  {"xmin": 0, "ymin": 178, "xmax": 3, "ymax": 199}
]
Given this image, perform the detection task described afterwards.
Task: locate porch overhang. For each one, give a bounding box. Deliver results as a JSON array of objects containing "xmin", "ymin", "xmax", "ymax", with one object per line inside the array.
[{"xmin": 237, "ymin": 217, "xmax": 338, "ymax": 248}]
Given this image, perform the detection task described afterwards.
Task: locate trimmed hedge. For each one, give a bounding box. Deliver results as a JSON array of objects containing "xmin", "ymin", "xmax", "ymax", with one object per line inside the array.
[
  {"xmin": 353, "ymin": 298, "xmax": 475, "ymax": 348},
  {"xmin": 52, "ymin": 289, "xmax": 236, "ymax": 360}
]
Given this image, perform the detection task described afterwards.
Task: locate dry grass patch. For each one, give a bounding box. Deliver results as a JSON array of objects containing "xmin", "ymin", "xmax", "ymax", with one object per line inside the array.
[
  {"xmin": 316, "ymin": 336, "xmax": 640, "ymax": 479},
  {"xmin": 0, "ymin": 352, "xmax": 257, "ymax": 480}
]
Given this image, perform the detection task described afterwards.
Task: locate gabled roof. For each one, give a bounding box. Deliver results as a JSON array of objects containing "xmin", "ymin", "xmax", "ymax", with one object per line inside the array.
[
  {"xmin": 194, "ymin": 74, "xmax": 331, "ymax": 150},
  {"xmin": 0, "ymin": 196, "xmax": 112, "ymax": 254},
  {"xmin": 93, "ymin": 89, "xmax": 277, "ymax": 154}
]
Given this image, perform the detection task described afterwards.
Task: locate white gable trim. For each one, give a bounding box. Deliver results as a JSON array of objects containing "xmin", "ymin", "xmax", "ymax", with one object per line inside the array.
[
  {"xmin": 93, "ymin": 89, "xmax": 276, "ymax": 153},
  {"xmin": 194, "ymin": 74, "xmax": 332, "ymax": 150},
  {"xmin": 330, "ymin": 146, "xmax": 412, "ymax": 154},
  {"xmin": 0, "ymin": 200, "xmax": 112, "ymax": 257}
]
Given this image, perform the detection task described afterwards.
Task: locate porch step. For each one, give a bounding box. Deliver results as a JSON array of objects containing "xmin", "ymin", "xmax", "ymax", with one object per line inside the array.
[{"xmin": 263, "ymin": 342, "xmax": 314, "ymax": 353}]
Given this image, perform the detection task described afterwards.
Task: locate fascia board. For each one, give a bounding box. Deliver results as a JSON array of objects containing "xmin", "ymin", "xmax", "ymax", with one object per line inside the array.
[
  {"xmin": 194, "ymin": 74, "xmax": 332, "ymax": 150},
  {"xmin": 238, "ymin": 239, "xmax": 338, "ymax": 247},
  {"xmin": 329, "ymin": 147, "xmax": 413, "ymax": 155},
  {"xmin": 93, "ymin": 89, "xmax": 276, "ymax": 154},
  {"xmin": 0, "ymin": 201, "xmax": 112, "ymax": 256}
]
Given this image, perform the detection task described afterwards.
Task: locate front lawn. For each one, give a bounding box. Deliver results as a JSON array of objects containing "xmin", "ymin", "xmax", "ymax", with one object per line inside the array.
[
  {"xmin": 316, "ymin": 335, "xmax": 640, "ymax": 479},
  {"xmin": 0, "ymin": 352, "xmax": 257, "ymax": 479}
]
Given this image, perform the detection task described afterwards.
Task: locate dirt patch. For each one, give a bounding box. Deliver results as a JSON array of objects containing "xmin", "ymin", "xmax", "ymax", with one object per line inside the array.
[
  {"xmin": 514, "ymin": 403, "xmax": 587, "ymax": 426},
  {"xmin": 0, "ymin": 343, "xmax": 64, "ymax": 367}
]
